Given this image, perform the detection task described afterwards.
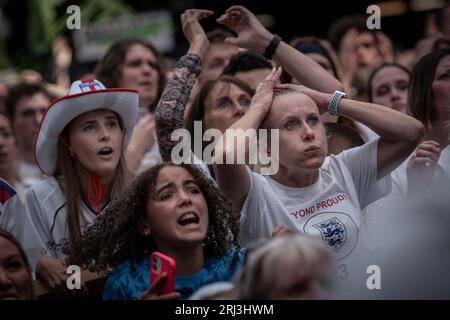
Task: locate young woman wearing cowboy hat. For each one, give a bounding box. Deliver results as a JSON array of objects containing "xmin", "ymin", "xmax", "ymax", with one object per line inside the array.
[{"xmin": 0, "ymin": 79, "xmax": 138, "ymax": 294}]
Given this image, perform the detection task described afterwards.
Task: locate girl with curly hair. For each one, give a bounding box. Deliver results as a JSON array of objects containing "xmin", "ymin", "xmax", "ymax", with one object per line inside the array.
[{"xmin": 64, "ymin": 162, "xmax": 243, "ymax": 300}]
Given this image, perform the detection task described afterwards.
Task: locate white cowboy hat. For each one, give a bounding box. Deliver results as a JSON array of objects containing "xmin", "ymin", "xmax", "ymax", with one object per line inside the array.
[{"xmin": 35, "ymin": 79, "xmax": 139, "ymax": 175}]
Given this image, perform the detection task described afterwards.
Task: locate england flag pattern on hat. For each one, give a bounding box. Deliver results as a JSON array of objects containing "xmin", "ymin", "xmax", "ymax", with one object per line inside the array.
[
  {"xmin": 78, "ymin": 79, "xmax": 106, "ymax": 92},
  {"xmin": 35, "ymin": 78, "xmax": 139, "ymax": 175}
]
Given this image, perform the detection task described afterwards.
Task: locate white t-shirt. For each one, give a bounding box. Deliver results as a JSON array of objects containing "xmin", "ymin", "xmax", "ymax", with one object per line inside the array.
[
  {"xmin": 0, "ymin": 177, "xmax": 100, "ymax": 268},
  {"xmin": 441, "ymin": 145, "xmax": 450, "ymax": 166},
  {"xmin": 365, "ymin": 145, "xmax": 450, "ymax": 253},
  {"xmin": 18, "ymin": 160, "xmax": 46, "ymax": 189},
  {"xmin": 355, "ymin": 121, "xmax": 379, "ymax": 142},
  {"xmin": 240, "ymin": 138, "xmax": 391, "ymax": 279}
]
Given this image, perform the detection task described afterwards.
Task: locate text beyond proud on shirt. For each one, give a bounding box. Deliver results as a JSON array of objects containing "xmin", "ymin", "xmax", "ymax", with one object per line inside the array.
[{"xmin": 290, "ymin": 193, "xmax": 349, "ymax": 219}]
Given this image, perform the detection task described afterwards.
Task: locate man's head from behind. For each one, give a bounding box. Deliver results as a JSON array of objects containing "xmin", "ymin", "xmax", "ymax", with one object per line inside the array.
[
  {"xmin": 325, "ymin": 122, "xmax": 364, "ymax": 155},
  {"xmin": 222, "ymin": 51, "xmax": 273, "ymax": 90}
]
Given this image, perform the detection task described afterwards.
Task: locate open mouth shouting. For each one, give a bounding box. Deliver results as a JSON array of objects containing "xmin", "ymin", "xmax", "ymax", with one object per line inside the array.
[
  {"xmin": 96, "ymin": 146, "xmax": 114, "ymax": 159},
  {"xmin": 177, "ymin": 211, "xmax": 200, "ymax": 229}
]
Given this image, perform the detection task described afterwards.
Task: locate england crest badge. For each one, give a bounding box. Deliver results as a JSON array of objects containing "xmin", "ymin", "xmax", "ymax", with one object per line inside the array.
[
  {"xmin": 313, "ymin": 217, "xmax": 346, "ymax": 250},
  {"xmin": 303, "ymin": 212, "xmax": 359, "ymax": 260}
]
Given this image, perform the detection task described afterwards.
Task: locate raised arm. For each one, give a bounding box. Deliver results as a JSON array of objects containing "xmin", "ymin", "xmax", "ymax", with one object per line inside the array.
[
  {"xmin": 406, "ymin": 140, "xmax": 441, "ymax": 195},
  {"xmin": 213, "ymin": 67, "xmax": 282, "ymax": 211},
  {"xmin": 217, "ymin": 5, "xmax": 343, "ymax": 93},
  {"xmin": 155, "ymin": 9, "xmax": 212, "ymax": 161},
  {"xmin": 276, "ymin": 83, "xmax": 425, "ymax": 179}
]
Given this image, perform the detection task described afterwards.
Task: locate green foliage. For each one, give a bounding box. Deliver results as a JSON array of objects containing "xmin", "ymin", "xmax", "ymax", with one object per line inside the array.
[{"xmin": 2, "ymin": 0, "xmax": 135, "ymax": 72}]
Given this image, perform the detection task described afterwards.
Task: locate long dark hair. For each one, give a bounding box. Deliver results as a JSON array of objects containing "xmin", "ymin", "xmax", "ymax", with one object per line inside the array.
[
  {"xmin": 408, "ymin": 48, "xmax": 450, "ymax": 129},
  {"xmin": 55, "ymin": 112, "xmax": 131, "ymax": 243},
  {"xmin": 95, "ymin": 38, "xmax": 167, "ymax": 112}
]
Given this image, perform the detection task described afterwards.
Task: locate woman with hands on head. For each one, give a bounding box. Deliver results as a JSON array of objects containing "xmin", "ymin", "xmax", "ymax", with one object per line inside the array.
[
  {"xmin": 156, "ymin": 8, "xmax": 255, "ymax": 176},
  {"xmin": 155, "ymin": 6, "xmax": 344, "ymax": 175},
  {"xmin": 212, "ymin": 62, "xmax": 424, "ymax": 280},
  {"xmin": 216, "ymin": 5, "xmax": 343, "ymax": 94}
]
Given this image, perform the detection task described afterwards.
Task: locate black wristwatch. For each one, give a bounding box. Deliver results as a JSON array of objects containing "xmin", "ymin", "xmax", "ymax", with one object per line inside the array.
[{"xmin": 263, "ymin": 34, "xmax": 282, "ymax": 60}]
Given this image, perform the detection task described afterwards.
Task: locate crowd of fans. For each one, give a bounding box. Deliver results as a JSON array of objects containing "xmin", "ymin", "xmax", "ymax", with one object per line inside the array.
[{"xmin": 0, "ymin": 3, "xmax": 449, "ymax": 300}]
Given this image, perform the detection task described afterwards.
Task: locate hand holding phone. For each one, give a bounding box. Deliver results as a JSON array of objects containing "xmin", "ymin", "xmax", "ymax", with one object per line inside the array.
[{"xmin": 150, "ymin": 252, "xmax": 176, "ymax": 296}]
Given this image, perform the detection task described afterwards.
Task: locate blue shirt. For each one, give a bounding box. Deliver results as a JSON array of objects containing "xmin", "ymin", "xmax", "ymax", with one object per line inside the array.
[{"xmin": 103, "ymin": 249, "xmax": 244, "ymax": 300}]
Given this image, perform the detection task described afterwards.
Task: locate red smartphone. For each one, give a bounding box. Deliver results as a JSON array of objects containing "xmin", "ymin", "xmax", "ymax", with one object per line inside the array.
[{"xmin": 150, "ymin": 252, "xmax": 176, "ymax": 295}]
